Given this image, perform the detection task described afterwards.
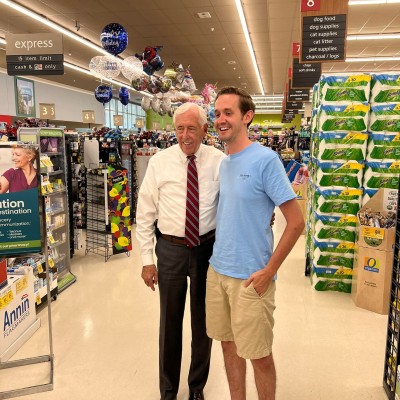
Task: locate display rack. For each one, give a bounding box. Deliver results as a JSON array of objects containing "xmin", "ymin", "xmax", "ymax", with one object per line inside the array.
[
  {"xmin": 120, "ymin": 140, "xmax": 138, "ymax": 223},
  {"xmin": 85, "ymin": 169, "xmax": 113, "ymax": 261},
  {"xmin": 18, "ymin": 127, "xmax": 76, "ymax": 295},
  {"xmin": 383, "ymin": 187, "xmax": 400, "ymax": 399}
]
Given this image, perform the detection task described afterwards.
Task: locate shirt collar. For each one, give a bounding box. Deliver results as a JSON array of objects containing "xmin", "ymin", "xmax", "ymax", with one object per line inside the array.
[{"xmin": 177, "ymin": 144, "xmax": 202, "ymax": 164}]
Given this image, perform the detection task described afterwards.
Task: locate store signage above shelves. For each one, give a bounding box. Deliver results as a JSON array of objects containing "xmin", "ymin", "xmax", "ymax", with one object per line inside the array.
[
  {"xmin": 286, "ymin": 101, "xmax": 304, "ymax": 110},
  {"xmin": 301, "ymin": 0, "xmax": 320, "ymax": 12},
  {"xmin": 288, "ymin": 89, "xmax": 310, "ymax": 102},
  {"xmin": 284, "ymin": 109, "xmax": 299, "ymax": 115},
  {"xmin": 292, "ymin": 58, "xmax": 321, "ymax": 89},
  {"xmin": 5, "ymin": 33, "xmax": 64, "ymax": 76},
  {"xmin": 301, "ymin": 14, "xmax": 347, "ymax": 62},
  {"xmin": 113, "ymin": 115, "xmax": 123, "ymax": 126},
  {"xmin": 39, "ymin": 103, "xmax": 56, "ymax": 120},
  {"xmin": 82, "ymin": 110, "xmax": 95, "ymax": 124}
]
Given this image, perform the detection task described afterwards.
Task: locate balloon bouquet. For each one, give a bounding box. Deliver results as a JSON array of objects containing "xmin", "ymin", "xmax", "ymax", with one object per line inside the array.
[{"xmin": 90, "ymin": 23, "xmax": 144, "ymax": 107}]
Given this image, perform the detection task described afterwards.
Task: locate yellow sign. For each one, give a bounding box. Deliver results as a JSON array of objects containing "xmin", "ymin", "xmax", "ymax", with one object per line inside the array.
[
  {"xmin": 16, "ymin": 276, "xmax": 28, "ymax": 294},
  {"xmin": 136, "ymin": 118, "xmax": 144, "ymax": 128},
  {"xmin": 82, "ymin": 110, "xmax": 95, "ymax": 123},
  {"xmin": 113, "ymin": 115, "xmax": 124, "ymax": 126},
  {"xmin": 39, "ymin": 103, "xmax": 56, "ymax": 119},
  {"xmin": 336, "ymin": 242, "xmax": 355, "ymax": 250},
  {"xmin": 362, "ymin": 226, "xmax": 385, "ymax": 240}
]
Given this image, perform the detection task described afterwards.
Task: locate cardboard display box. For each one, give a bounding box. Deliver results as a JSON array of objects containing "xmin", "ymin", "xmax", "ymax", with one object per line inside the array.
[
  {"xmin": 352, "ymin": 188, "xmax": 398, "ymax": 314},
  {"xmin": 356, "ymin": 188, "xmax": 397, "ymax": 252},
  {"xmin": 352, "ymin": 245, "xmax": 393, "ymax": 314}
]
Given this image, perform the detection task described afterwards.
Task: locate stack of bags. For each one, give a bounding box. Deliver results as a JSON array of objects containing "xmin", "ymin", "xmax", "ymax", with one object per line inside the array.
[
  {"xmin": 306, "ymin": 74, "xmax": 371, "ymax": 292},
  {"xmin": 363, "ymin": 74, "xmax": 400, "ymax": 205}
]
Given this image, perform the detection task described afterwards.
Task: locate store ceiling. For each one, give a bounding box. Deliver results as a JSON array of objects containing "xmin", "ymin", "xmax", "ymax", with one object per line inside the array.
[{"xmin": 0, "ymin": 0, "xmax": 399, "ymax": 102}]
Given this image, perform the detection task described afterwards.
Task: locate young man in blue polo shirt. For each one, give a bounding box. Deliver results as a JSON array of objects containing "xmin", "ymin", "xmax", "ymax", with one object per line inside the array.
[{"xmin": 207, "ymin": 87, "xmax": 304, "ymax": 400}]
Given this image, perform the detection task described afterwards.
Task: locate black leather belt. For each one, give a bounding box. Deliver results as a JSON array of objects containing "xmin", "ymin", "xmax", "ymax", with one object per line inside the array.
[{"xmin": 160, "ymin": 229, "xmax": 215, "ymax": 247}]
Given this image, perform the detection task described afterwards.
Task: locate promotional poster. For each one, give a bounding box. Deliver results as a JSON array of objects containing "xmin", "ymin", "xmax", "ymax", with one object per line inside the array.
[{"xmin": 0, "ymin": 143, "xmax": 41, "ymax": 256}]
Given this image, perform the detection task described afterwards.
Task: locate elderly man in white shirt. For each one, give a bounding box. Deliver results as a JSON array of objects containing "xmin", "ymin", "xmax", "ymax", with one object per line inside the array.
[{"xmin": 136, "ymin": 102, "xmax": 225, "ymax": 400}]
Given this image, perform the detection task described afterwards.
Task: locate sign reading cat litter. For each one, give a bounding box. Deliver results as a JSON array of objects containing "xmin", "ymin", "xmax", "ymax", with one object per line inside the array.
[{"xmin": 0, "ymin": 143, "xmax": 42, "ymax": 256}]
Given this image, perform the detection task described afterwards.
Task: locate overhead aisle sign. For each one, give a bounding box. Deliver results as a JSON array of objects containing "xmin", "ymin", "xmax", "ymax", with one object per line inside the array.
[
  {"xmin": 6, "ymin": 33, "xmax": 64, "ymax": 76},
  {"xmin": 300, "ymin": 0, "xmax": 348, "ymax": 63}
]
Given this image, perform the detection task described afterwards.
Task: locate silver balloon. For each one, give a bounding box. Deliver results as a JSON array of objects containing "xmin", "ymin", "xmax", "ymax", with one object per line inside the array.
[
  {"xmin": 121, "ymin": 56, "xmax": 143, "ymax": 81},
  {"xmin": 151, "ymin": 96, "xmax": 161, "ymax": 113},
  {"xmin": 162, "ymin": 97, "xmax": 172, "ymax": 112},
  {"xmin": 89, "ymin": 56, "xmax": 103, "ymax": 79},
  {"xmin": 98, "ymin": 55, "xmax": 121, "ymax": 80},
  {"xmin": 141, "ymin": 96, "xmax": 151, "ymax": 111}
]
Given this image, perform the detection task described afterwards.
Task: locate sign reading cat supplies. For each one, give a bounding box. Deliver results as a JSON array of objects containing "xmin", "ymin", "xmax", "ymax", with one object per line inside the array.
[{"xmin": 6, "ymin": 33, "xmax": 64, "ymax": 76}]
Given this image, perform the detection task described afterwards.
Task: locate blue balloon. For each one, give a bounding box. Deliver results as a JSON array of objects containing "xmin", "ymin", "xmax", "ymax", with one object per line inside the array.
[
  {"xmin": 119, "ymin": 87, "xmax": 130, "ymax": 106},
  {"xmin": 100, "ymin": 23, "xmax": 128, "ymax": 56},
  {"xmin": 95, "ymin": 85, "xmax": 113, "ymax": 104}
]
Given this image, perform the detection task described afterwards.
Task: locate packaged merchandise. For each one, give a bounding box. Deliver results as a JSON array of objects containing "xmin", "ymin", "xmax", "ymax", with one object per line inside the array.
[
  {"xmin": 371, "ymin": 73, "xmax": 400, "ymax": 104},
  {"xmin": 369, "ymin": 104, "xmax": 400, "ymax": 132},
  {"xmin": 318, "ymin": 103, "xmax": 370, "ymax": 132},
  {"xmin": 319, "ymin": 74, "xmax": 371, "ymax": 103},
  {"xmin": 363, "ymin": 162, "xmax": 400, "ymax": 189},
  {"xmin": 315, "ymin": 161, "xmax": 364, "ymax": 189}
]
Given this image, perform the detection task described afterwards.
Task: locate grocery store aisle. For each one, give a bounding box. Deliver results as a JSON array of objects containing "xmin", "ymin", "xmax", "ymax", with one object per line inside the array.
[{"xmin": 1, "ymin": 210, "xmax": 388, "ymax": 400}]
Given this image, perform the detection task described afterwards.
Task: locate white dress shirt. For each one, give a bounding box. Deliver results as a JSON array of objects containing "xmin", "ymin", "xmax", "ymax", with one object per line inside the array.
[{"xmin": 136, "ymin": 144, "xmax": 225, "ymax": 266}]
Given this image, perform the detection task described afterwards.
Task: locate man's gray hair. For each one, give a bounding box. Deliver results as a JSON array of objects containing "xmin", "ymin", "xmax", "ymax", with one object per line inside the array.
[{"xmin": 173, "ymin": 102, "xmax": 208, "ymax": 127}]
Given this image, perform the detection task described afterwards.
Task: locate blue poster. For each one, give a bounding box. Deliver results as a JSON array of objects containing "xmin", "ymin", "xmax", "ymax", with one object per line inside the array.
[{"xmin": 0, "ymin": 144, "xmax": 41, "ymax": 256}]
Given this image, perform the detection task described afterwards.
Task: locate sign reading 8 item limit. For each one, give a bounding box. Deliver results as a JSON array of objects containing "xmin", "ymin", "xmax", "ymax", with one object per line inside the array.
[{"xmin": 301, "ymin": 14, "xmax": 347, "ymax": 62}]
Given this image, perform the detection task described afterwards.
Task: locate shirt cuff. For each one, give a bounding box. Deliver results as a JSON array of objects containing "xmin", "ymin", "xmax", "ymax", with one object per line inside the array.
[{"xmin": 141, "ymin": 253, "xmax": 155, "ymax": 266}]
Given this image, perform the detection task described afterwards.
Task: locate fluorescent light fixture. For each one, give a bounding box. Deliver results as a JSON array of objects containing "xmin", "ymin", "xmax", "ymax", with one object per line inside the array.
[
  {"xmin": 0, "ymin": 37, "xmax": 6, "ymax": 45},
  {"xmin": 235, "ymin": 0, "xmax": 265, "ymax": 95},
  {"xmin": 349, "ymin": 0, "xmax": 400, "ymax": 4},
  {"xmin": 346, "ymin": 56, "xmax": 400, "ymax": 62},
  {"xmin": 347, "ymin": 33, "xmax": 400, "ymax": 40},
  {"xmin": 0, "ymin": 0, "xmax": 111, "ymax": 56},
  {"xmin": 253, "ymin": 95, "xmax": 284, "ymax": 100}
]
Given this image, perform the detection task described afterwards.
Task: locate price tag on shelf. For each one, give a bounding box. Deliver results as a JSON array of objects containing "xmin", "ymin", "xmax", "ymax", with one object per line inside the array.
[
  {"xmin": 38, "ymin": 264, "xmax": 44, "ymax": 274},
  {"xmin": 48, "ymin": 258, "xmax": 55, "ymax": 268},
  {"xmin": 16, "ymin": 276, "xmax": 28, "ymax": 293},
  {"xmin": 36, "ymin": 293, "xmax": 41, "ymax": 305},
  {"xmin": 48, "ymin": 234, "xmax": 55, "ymax": 244}
]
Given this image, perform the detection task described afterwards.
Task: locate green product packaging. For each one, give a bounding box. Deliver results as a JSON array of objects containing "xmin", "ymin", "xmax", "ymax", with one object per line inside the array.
[
  {"xmin": 365, "ymin": 175, "xmax": 399, "ymax": 189},
  {"xmin": 317, "ymin": 227, "xmax": 356, "ymax": 242},
  {"xmin": 317, "ymin": 255, "xmax": 354, "ymax": 268},
  {"xmin": 313, "ymin": 279, "xmax": 352, "ymax": 293},
  {"xmin": 318, "ymin": 202, "xmax": 360, "ymax": 215},
  {"xmin": 370, "ymin": 119, "xmax": 400, "ymax": 132},
  {"xmin": 321, "ymin": 118, "xmax": 367, "ymax": 131},
  {"xmin": 373, "ymin": 89, "xmax": 400, "ymax": 103},
  {"xmin": 324, "ymin": 88, "xmax": 368, "ymax": 102},
  {"xmin": 320, "ymin": 148, "xmax": 364, "ymax": 161},
  {"xmin": 319, "ymin": 175, "xmax": 361, "ymax": 188},
  {"xmin": 369, "ymin": 146, "xmax": 400, "ymax": 160}
]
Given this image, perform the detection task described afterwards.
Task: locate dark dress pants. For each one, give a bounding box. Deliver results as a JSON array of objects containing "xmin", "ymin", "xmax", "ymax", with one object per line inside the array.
[{"xmin": 155, "ymin": 237, "xmax": 213, "ymax": 400}]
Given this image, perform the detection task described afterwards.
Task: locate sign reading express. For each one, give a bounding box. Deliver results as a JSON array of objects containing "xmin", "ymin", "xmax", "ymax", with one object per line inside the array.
[
  {"xmin": 6, "ymin": 33, "xmax": 64, "ymax": 76},
  {"xmin": 301, "ymin": 14, "xmax": 347, "ymax": 62}
]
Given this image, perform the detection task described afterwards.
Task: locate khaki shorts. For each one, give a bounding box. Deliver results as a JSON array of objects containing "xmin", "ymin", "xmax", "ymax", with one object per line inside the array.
[{"xmin": 206, "ymin": 266, "xmax": 276, "ymax": 360}]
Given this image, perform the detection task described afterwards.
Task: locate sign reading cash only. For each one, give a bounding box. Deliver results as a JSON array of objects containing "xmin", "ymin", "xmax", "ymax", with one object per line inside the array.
[{"xmin": 6, "ymin": 33, "xmax": 64, "ymax": 76}]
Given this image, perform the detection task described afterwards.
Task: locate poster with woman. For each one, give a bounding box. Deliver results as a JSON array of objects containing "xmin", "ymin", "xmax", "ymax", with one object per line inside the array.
[{"xmin": 0, "ymin": 143, "xmax": 42, "ymax": 256}]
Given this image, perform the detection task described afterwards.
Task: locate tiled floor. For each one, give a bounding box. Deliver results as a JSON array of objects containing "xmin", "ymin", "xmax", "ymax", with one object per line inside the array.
[{"xmin": 1, "ymin": 210, "xmax": 389, "ymax": 399}]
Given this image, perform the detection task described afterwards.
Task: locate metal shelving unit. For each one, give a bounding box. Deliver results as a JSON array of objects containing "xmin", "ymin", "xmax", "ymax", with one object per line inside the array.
[{"xmin": 384, "ymin": 188, "xmax": 400, "ymax": 399}]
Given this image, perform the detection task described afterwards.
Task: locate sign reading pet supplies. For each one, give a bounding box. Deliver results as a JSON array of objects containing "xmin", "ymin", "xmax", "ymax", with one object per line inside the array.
[{"xmin": 5, "ymin": 33, "xmax": 64, "ymax": 76}]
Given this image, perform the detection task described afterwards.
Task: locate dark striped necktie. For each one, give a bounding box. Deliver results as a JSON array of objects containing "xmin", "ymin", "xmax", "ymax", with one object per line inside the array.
[{"xmin": 184, "ymin": 155, "xmax": 200, "ymax": 248}]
